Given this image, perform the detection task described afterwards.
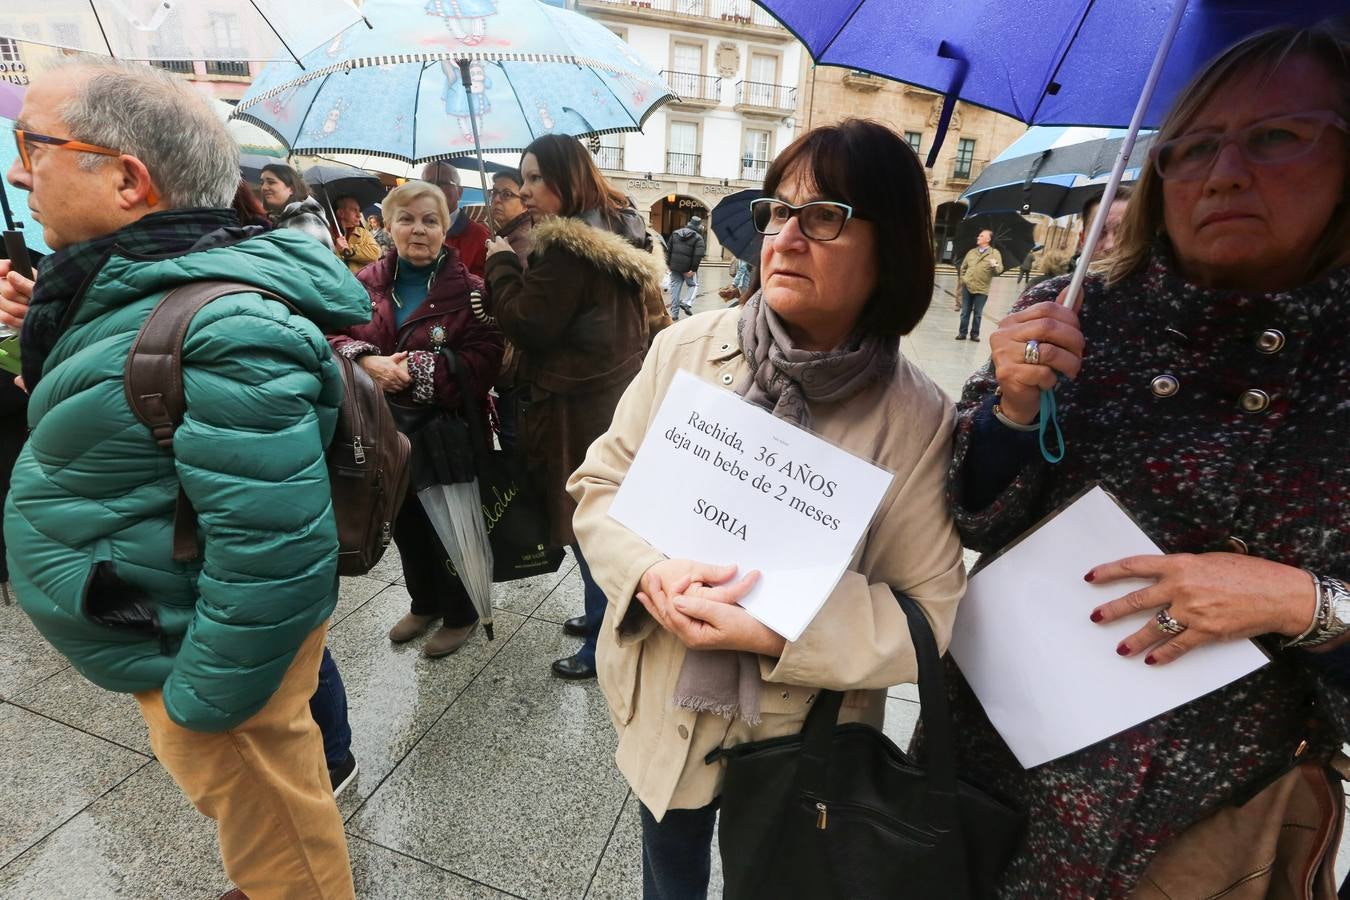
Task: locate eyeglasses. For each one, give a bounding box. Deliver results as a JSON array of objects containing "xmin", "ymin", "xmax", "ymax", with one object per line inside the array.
[
  {"xmin": 12, "ymin": 128, "xmax": 121, "ymax": 171},
  {"xmin": 1150, "ymin": 111, "xmax": 1348, "ymax": 181},
  {"xmin": 489, "ymin": 188, "xmax": 520, "ymax": 201},
  {"xmin": 751, "ymin": 198, "xmax": 856, "ymax": 242}
]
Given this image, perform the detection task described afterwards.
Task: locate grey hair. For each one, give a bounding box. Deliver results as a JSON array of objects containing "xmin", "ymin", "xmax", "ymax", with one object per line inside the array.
[{"xmin": 57, "ymin": 59, "xmax": 240, "ymax": 209}]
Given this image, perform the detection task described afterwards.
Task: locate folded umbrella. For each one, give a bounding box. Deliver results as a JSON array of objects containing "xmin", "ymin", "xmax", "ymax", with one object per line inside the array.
[{"xmin": 710, "ymin": 189, "xmax": 763, "ymax": 263}]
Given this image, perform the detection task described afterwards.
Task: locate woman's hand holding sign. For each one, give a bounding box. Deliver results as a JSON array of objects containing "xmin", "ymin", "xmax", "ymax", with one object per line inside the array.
[{"xmin": 637, "ymin": 559, "xmax": 782, "ymax": 656}]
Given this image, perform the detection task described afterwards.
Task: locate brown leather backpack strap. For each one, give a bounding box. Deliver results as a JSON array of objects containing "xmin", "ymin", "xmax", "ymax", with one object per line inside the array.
[{"xmin": 124, "ymin": 280, "xmax": 289, "ymax": 561}]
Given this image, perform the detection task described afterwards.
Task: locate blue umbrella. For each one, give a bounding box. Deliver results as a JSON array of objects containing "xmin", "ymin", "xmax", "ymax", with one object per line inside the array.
[
  {"xmin": 232, "ymin": 0, "xmax": 674, "ymax": 162},
  {"xmin": 710, "ymin": 189, "xmax": 762, "ymax": 263},
  {"xmin": 757, "ymin": 1, "xmax": 1344, "ymax": 133},
  {"xmin": 961, "ymin": 127, "xmax": 1156, "ymax": 218}
]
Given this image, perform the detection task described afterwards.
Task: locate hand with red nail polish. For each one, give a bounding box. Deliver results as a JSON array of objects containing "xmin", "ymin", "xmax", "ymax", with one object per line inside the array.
[{"xmin": 1085, "ymin": 551, "xmax": 1319, "ymax": 667}]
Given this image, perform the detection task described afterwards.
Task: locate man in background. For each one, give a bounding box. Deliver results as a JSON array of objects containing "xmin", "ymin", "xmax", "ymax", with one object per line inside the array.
[
  {"xmin": 421, "ymin": 160, "xmax": 489, "ymax": 277},
  {"xmin": 664, "ymin": 215, "xmax": 705, "ymax": 320},
  {"xmin": 955, "ymin": 228, "xmax": 1002, "ymax": 341},
  {"xmin": 333, "ymin": 194, "xmax": 381, "ymax": 274}
]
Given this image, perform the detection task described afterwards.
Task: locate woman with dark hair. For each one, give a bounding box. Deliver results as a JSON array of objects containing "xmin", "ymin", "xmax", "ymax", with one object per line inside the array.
[
  {"xmin": 483, "ymin": 133, "xmax": 670, "ymax": 680},
  {"xmin": 566, "ymin": 119, "xmax": 964, "ymax": 897},
  {"xmin": 259, "ymin": 162, "xmax": 331, "ymax": 246},
  {"xmin": 947, "ymin": 22, "xmax": 1350, "ymax": 897}
]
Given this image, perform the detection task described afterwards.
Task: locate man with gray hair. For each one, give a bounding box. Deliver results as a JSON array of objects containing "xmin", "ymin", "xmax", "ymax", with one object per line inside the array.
[
  {"xmin": 421, "ymin": 159, "xmax": 490, "ymax": 276},
  {"xmin": 4, "ymin": 61, "xmax": 365, "ymax": 898}
]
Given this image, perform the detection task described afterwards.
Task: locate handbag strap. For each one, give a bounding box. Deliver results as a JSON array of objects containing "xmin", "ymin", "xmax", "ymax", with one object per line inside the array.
[{"xmin": 795, "ymin": 590, "xmax": 961, "ymax": 808}]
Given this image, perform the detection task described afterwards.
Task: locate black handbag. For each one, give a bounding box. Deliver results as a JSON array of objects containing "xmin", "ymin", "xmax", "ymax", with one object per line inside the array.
[{"xmin": 708, "ymin": 590, "xmax": 1024, "ymax": 900}]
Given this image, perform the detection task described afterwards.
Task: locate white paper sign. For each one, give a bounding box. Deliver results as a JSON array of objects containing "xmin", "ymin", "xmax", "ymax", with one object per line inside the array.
[
  {"xmin": 948, "ymin": 486, "xmax": 1269, "ymax": 769},
  {"xmin": 608, "ymin": 369, "xmax": 894, "ymax": 642}
]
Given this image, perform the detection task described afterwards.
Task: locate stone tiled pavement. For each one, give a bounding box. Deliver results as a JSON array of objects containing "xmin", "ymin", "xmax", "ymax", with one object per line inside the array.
[{"xmin": 2, "ymin": 272, "xmax": 1346, "ymax": 897}]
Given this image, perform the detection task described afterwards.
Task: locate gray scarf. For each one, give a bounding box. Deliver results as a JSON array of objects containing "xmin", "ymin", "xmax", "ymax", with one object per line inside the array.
[{"xmin": 672, "ymin": 290, "xmax": 898, "ymax": 723}]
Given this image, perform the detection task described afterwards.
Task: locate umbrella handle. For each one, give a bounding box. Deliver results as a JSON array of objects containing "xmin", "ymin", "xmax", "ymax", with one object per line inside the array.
[
  {"xmin": 1040, "ymin": 0, "xmax": 1190, "ymax": 467},
  {"xmin": 1061, "ymin": 0, "xmax": 1188, "ymax": 309},
  {"xmin": 458, "ymin": 59, "xmax": 497, "ymax": 237}
]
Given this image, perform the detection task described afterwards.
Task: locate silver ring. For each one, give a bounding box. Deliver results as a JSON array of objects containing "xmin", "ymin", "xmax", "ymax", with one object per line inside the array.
[
  {"xmin": 1155, "ymin": 608, "xmax": 1186, "ymax": 636},
  {"xmin": 1023, "ymin": 339, "xmax": 1041, "ymax": 365}
]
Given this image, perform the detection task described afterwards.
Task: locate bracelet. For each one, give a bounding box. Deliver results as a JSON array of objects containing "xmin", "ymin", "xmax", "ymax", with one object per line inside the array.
[
  {"xmin": 1283, "ymin": 570, "xmax": 1325, "ymax": 648},
  {"xmin": 992, "ymin": 403, "xmax": 1039, "ymax": 432},
  {"xmin": 1287, "ymin": 574, "xmax": 1350, "ymax": 648}
]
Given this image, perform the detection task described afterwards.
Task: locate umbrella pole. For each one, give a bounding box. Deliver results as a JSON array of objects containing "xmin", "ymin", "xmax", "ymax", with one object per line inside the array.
[
  {"xmin": 457, "ymin": 60, "xmax": 496, "ymax": 237},
  {"xmin": 1061, "ymin": 0, "xmax": 1189, "ymax": 308}
]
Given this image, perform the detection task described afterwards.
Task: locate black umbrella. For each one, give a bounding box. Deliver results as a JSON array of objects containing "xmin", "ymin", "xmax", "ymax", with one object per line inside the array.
[
  {"xmin": 710, "ymin": 189, "xmax": 763, "ymax": 262},
  {"xmin": 953, "ymin": 213, "xmax": 1036, "ymax": 272},
  {"xmin": 302, "ymin": 163, "xmax": 387, "ymax": 214},
  {"xmin": 962, "ymin": 132, "xmax": 1155, "ymax": 218}
]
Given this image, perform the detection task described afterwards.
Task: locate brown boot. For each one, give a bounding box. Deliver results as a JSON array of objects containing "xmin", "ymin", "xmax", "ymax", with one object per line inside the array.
[
  {"xmin": 423, "ymin": 622, "xmax": 478, "ymax": 658},
  {"xmin": 388, "ymin": 612, "xmax": 437, "ymax": 643},
  {"xmin": 219, "ymin": 890, "xmax": 248, "ymax": 900}
]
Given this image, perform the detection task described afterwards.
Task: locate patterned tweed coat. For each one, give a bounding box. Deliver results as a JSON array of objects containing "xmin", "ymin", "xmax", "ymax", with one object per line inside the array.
[{"xmin": 945, "ymin": 246, "xmax": 1350, "ymax": 898}]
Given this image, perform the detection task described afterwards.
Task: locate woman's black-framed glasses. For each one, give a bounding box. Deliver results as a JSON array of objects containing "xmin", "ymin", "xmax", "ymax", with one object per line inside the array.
[
  {"xmin": 1150, "ymin": 110, "xmax": 1348, "ymax": 181},
  {"xmin": 12, "ymin": 128, "xmax": 121, "ymax": 171},
  {"xmin": 489, "ymin": 188, "xmax": 520, "ymax": 201},
  {"xmin": 751, "ymin": 198, "xmax": 855, "ymax": 242}
]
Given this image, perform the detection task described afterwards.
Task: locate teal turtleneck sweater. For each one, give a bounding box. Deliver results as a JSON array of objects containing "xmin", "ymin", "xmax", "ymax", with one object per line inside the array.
[{"xmin": 393, "ymin": 257, "xmax": 436, "ymax": 327}]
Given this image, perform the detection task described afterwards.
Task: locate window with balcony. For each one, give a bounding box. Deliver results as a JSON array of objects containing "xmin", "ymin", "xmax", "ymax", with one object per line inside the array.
[
  {"xmin": 52, "ymin": 23, "xmax": 82, "ymax": 47},
  {"xmin": 954, "ymin": 138, "xmax": 976, "ymax": 180},
  {"xmin": 667, "ymin": 120, "xmax": 701, "ymax": 176},
  {"xmin": 204, "ymin": 60, "xmax": 250, "ymax": 76},
  {"xmin": 745, "ymin": 51, "xmax": 779, "ymax": 106},
  {"xmin": 905, "ymin": 131, "xmax": 923, "ymax": 155},
  {"xmin": 741, "ymin": 128, "xmax": 771, "ymax": 182},
  {"xmin": 149, "ymin": 59, "xmax": 196, "ymax": 74},
  {"xmin": 594, "ymin": 134, "xmax": 623, "ymax": 170}
]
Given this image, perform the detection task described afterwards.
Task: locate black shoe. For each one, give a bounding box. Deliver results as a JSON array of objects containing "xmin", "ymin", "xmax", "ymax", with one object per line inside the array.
[
  {"xmin": 328, "ymin": 752, "xmax": 358, "ymax": 798},
  {"xmin": 970, "ymin": 334, "xmax": 980, "ymax": 341},
  {"xmin": 954, "ymin": 334, "xmax": 968, "ymax": 340},
  {"xmin": 562, "ymin": 615, "xmax": 588, "ymax": 637},
  {"xmin": 551, "ymin": 653, "xmax": 597, "ymax": 680}
]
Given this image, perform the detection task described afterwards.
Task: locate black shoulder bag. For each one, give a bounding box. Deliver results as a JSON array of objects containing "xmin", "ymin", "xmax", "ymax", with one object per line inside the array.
[{"xmin": 708, "ymin": 590, "xmax": 1024, "ymax": 900}]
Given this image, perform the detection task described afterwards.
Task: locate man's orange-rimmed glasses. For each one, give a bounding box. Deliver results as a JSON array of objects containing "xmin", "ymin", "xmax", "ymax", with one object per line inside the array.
[{"xmin": 12, "ymin": 128, "xmax": 121, "ymax": 171}]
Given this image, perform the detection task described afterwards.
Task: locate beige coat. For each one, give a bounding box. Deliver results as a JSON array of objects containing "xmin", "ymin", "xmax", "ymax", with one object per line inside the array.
[{"xmin": 567, "ymin": 308, "xmax": 966, "ymax": 820}]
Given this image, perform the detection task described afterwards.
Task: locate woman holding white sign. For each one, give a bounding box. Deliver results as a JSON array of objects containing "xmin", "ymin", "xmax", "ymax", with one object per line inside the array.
[
  {"xmin": 945, "ymin": 24, "xmax": 1350, "ymax": 898},
  {"xmin": 568, "ymin": 120, "xmax": 966, "ymax": 898}
]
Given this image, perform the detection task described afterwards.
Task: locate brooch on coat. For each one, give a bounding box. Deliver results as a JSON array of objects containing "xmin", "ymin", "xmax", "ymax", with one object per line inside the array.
[{"xmin": 428, "ymin": 324, "xmax": 447, "ymax": 350}]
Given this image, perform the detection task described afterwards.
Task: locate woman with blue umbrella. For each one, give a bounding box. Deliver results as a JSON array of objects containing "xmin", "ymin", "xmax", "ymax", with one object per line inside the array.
[{"xmin": 947, "ymin": 24, "xmax": 1350, "ymax": 896}]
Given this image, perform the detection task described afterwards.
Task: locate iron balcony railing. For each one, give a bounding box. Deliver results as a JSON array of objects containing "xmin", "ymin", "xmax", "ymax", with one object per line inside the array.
[
  {"xmin": 204, "ymin": 59, "xmax": 250, "ymax": 76},
  {"xmin": 741, "ymin": 160, "xmax": 769, "ymax": 182},
  {"xmin": 583, "ymin": 0, "xmax": 783, "ymax": 29},
  {"xmin": 594, "ymin": 145, "xmax": 624, "ymax": 170},
  {"xmin": 661, "ymin": 70, "xmax": 722, "ymax": 103},
  {"xmin": 149, "ymin": 59, "xmax": 195, "ymax": 74},
  {"xmin": 666, "ymin": 151, "xmax": 701, "ymax": 176},
  {"xmin": 735, "ymin": 80, "xmax": 796, "ymax": 110}
]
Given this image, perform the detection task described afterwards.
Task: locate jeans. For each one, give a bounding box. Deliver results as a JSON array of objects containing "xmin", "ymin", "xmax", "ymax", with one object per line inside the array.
[
  {"xmin": 669, "ymin": 272, "xmax": 697, "ymax": 318},
  {"xmin": 572, "ymin": 542, "xmax": 608, "ymax": 668},
  {"xmin": 309, "ymin": 647, "xmax": 352, "ymax": 767},
  {"xmin": 639, "ymin": 801, "xmax": 719, "ymax": 899},
  {"xmin": 958, "ymin": 286, "xmax": 990, "ymax": 338}
]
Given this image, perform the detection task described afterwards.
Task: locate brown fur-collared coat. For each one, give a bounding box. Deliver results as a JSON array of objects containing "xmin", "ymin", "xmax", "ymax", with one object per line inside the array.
[{"xmin": 483, "ymin": 212, "xmax": 670, "ymax": 546}]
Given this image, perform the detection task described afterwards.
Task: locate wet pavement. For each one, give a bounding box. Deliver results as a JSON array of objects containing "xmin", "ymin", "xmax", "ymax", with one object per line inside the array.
[{"xmin": 0, "ymin": 271, "xmax": 1345, "ymax": 898}]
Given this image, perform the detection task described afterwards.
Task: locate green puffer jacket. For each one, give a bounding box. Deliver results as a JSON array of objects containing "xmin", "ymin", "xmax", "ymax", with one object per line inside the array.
[{"xmin": 4, "ymin": 230, "xmax": 370, "ymax": 732}]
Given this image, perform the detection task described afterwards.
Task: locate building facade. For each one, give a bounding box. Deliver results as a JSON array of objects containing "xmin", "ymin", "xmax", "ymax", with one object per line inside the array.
[
  {"xmin": 575, "ymin": 0, "xmax": 805, "ymax": 262},
  {"xmin": 802, "ymin": 67, "xmax": 1038, "ymax": 263}
]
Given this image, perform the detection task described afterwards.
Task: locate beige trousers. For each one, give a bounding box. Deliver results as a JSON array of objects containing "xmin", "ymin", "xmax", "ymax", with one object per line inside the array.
[{"xmin": 135, "ymin": 624, "xmax": 355, "ymax": 900}]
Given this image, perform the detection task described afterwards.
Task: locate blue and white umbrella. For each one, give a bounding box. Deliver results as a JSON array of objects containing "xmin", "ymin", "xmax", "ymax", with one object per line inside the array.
[
  {"xmin": 232, "ymin": 0, "xmax": 674, "ymax": 162},
  {"xmin": 961, "ymin": 127, "xmax": 1157, "ymax": 218}
]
